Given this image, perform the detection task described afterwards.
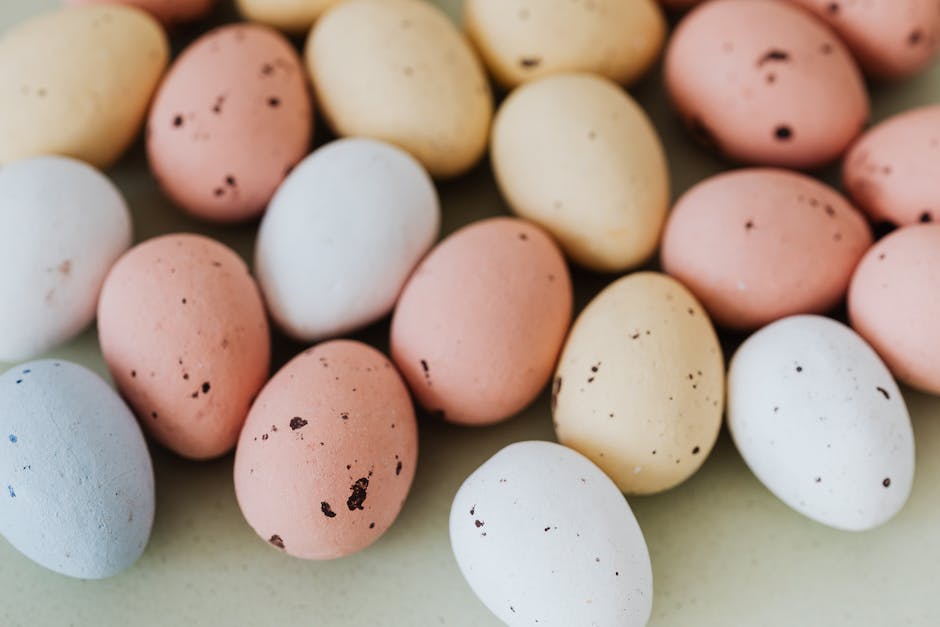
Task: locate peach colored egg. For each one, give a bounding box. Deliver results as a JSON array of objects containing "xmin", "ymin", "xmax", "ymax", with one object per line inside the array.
[
  {"xmin": 65, "ymin": 0, "xmax": 214, "ymax": 26},
  {"xmin": 849, "ymin": 224, "xmax": 940, "ymax": 395},
  {"xmin": 664, "ymin": 0, "xmax": 868, "ymax": 169},
  {"xmin": 391, "ymin": 217, "xmax": 572, "ymax": 426},
  {"xmin": 843, "ymin": 105, "xmax": 940, "ymax": 226},
  {"xmin": 97, "ymin": 234, "xmax": 270, "ymax": 460},
  {"xmin": 147, "ymin": 24, "xmax": 312, "ymax": 223},
  {"xmin": 661, "ymin": 168, "xmax": 872, "ymax": 331},
  {"xmin": 233, "ymin": 340, "xmax": 418, "ymax": 560}
]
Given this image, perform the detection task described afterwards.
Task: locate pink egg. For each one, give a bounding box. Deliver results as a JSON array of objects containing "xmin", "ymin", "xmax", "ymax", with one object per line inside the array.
[
  {"xmin": 66, "ymin": 0, "xmax": 214, "ymax": 26},
  {"xmin": 661, "ymin": 168, "xmax": 872, "ymax": 330},
  {"xmin": 391, "ymin": 217, "xmax": 572, "ymax": 426}
]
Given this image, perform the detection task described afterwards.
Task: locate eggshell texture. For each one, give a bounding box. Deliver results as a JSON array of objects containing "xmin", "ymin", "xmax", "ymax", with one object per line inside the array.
[
  {"xmin": 391, "ymin": 217, "xmax": 572, "ymax": 426},
  {"xmin": 450, "ymin": 441, "xmax": 653, "ymax": 627},
  {"xmin": 97, "ymin": 234, "xmax": 270, "ymax": 460},
  {"xmin": 491, "ymin": 73, "xmax": 669, "ymax": 273},
  {"xmin": 661, "ymin": 168, "xmax": 872, "ymax": 331},
  {"xmin": 233, "ymin": 340, "xmax": 418, "ymax": 560},
  {"xmin": 849, "ymin": 224, "xmax": 940, "ymax": 394},
  {"xmin": 0, "ymin": 5, "xmax": 168, "ymax": 169},
  {"xmin": 843, "ymin": 105, "xmax": 940, "ymax": 226},
  {"xmin": 0, "ymin": 360, "xmax": 155, "ymax": 579},
  {"xmin": 256, "ymin": 138, "xmax": 439, "ymax": 341},
  {"xmin": 65, "ymin": 0, "xmax": 214, "ymax": 26},
  {"xmin": 237, "ymin": 0, "xmax": 342, "ymax": 33},
  {"xmin": 728, "ymin": 315, "xmax": 915, "ymax": 531},
  {"xmin": 0, "ymin": 156, "xmax": 132, "ymax": 362},
  {"xmin": 307, "ymin": 0, "xmax": 493, "ymax": 179},
  {"xmin": 664, "ymin": 0, "xmax": 868, "ymax": 169},
  {"xmin": 553, "ymin": 272, "xmax": 724, "ymax": 495},
  {"xmin": 463, "ymin": 0, "xmax": 666, "ymax": 88}
]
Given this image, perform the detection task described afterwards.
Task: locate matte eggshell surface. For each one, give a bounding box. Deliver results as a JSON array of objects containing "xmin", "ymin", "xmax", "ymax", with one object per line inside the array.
[
  {"xmin": 97, "ymin": 234, "xmax": 270, "ymax": 460},
  {"xmin": 237, "ymin": 0, "xmax": 342, "ymax": 33},
  {"xmin": 233, "ymin": 340, "xmax": 418, "ymax": 560},
  {"xmin": 66, "ymin": 0, "xmax": 214, "ymax": 26},
  {"xmin": 450, "ymin": 441, "xmax": 653, "ymax": 627}
]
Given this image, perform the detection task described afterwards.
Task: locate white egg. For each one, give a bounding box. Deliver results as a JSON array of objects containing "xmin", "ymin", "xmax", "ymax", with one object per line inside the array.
[
  {"xmin": 0, "ymin": 156, "xmax": 132, "ymax": 362},
  {"xmin": 449, "ymin": 441, "xmax": 653, "ymax": 627},
  {"xmin": 728, "ymin": 315, "xmax": 915, "ymax": 531},
  {"xmin": 255, "ymin": 137, "xmax": 440, "ymax": 341},
  {"xmin": 0, "ymin": 359, "xmax": 155, "ymax": 579}
]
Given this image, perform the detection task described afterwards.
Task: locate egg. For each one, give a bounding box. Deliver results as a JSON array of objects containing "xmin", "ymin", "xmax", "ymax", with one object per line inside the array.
[
  {"xmin": 306, "ymin": 0, "xmax": 493, "ymax": 179},
  {"xmin": 237, "ymin": 0, "xmax": 341, "ymax": 33},
  {"xmin": 664, "ymin": 0, "xmax": 868, "ymax": 169},
  {"xmin": 0, "ymin": 156, "xmax": 132, "ymax": 362},
  {"xmin": 449, "ymin": 441, "xmax": 653, "ymax": 627},
  {"xmin": 843, "ymin": 105, "xmax": 940, "ymax": 226},
  {"xmin": 0, "ymin": 4, "xmax": 168, "ymax": 169},
  {"xmin": 728, "ymin": 315, "xmax": 915, "ymax": 531},
  {"xmin": 255, "ymin": 138, "xmax": 439, "ymax": 342},
  {"xmin": 661, "ymin": 168, "xmax": 872, "ymax": 331},
  {"xmin": 463, "ymin": 0, "xmax": 666, "ymax": 88},
  {"xmin": 65, "ymin": 0, "xmax": 214, "ymax": 26},
  {"xmin": 553, "ymin": 272, "xmax": 724, "ymax": 494},
  {"xmin": 491, "ymin": 73, "xmax": 669, "ymax": 273},
  {"xmin": 97, "ymin": 234, "xmax": 270, "ymax": 460},
  {"xmin": 233, "ymin": 340, "xmax": 418, "ymax": 560},
  {"xmin": 848, "ymin": 224, "xmax": 940, "ymax": 395},
  {"xmin": 0, "ymin": 360, "xmax": 155, "ymax": 579},
  {"xmin": 391, "ymin": 217, "xmax": 572, "ymax": 426}
]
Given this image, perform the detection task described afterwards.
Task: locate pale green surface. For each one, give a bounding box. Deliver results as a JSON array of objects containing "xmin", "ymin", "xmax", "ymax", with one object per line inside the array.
[{"xmin": 1, "ymin": 1, "xmax": 939, "ymax": 625}]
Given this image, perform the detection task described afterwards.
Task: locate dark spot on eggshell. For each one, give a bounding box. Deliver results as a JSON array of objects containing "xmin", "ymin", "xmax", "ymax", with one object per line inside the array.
[
  {"xmin": 268, "ymin": 97, "xmax": 281, "ymax": 108},
  {"xmin": 745, "ymin": 220, "xmax": 755, "ymax": 231},
  {"xmin": 775, "ymin": 125, "xmax": 793, "ymax": 141},
  {"xmin": 172, "ymin": 115, "xmax": 184, "ymax": 128},
  {"xmin": 347, "ymin": 478, "xmax": 369, "ymax": 511},
  {"xmin": 151, "ymin": 411, "xmax": 158, "ymax": 419},
  {"xmin": 820, "ymin": 43, "xmax": 833, "ymax": 55},
  {"xmin": 920, "ymin": 211, "xmax": 933, "ymax": 223},
  {"xmin": 226, "ymin": 175, "xmax": 236, "ymax": 187},
  {"xmin": 131, "ymin": 370, "xmax": 137, "ymax": 378},
  {"xmin": 826, "ymin": 2, "xmax": 839, "ymax": 14},
  {"xmin": 469, "ymin": 506, "xmax": 475, "ymax": 516},
  {"xmin": 268, "ymin": 535, "xmax": 284, "ymax": 549},
  {"xmin": 796, "ymin": 365, "xmax": 803, "ymax": 373},
  {"xmin": 289, "ymin": 417, "xmax": 307, "ymax": 430},
  {"xmin": 369, "ymin": 522, "xmax": 375, "ymax": 529},
  {"xmin": 261, "ymin": 63, "xmax": 274, "ymax": 76},
  {"xmin": 692, "ymin": 446, "xmax": 700, "ymax": 455},
  {"xmin": 519, "ymin": 56, "xmax": 541, "ymax": 69},
  {"xmin": 815, "ymin": 477, "xmax": 822, "ymax": 483},
  {"xmin": 213, "ymin": 187, "xmax": 225, "ymax": 197},
  {"xmin": 909, "ymin": 30, "xmax": 924, "ymax": 46},
  {"xmin": 883, "ymin": 478, "xmax": 891, "ymax": 487},
  {"xmin": 340, "ymin": 412, "xmax": 349, "ymax": 421},
  {"xmin": 876, "ymin": 386, "xmax": 890, "ymax": 400},
  {"xmin": 518, "ymin": 232, "xmax": 528, "ymax": 241},
  {"xmin": 551, "ymin": 376, "xmax": 562, "ymax": 410},
  {"xmin": 757, "ymin": 49, "xmax": 789, "ymax": 66},
  {"xmin": 475, "ymin": 519, "xmax": 484, "ymax": 528},
  {"xmin": 321, "ymin": 501, "xmax": 336, "ymax": 518},
  {"xmin": 201, "ymin": 382, "xmax": 210, "ymax": 394},
  {"xmin": 396, "ymin": 461, "xmax": 403, "ymax": 476},
  {"xmin": 261, "ymin": 433, "xmax": 269, "ymax": 441}
]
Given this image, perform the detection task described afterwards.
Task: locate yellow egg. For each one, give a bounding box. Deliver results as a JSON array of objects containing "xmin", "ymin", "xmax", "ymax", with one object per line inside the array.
[{"xmin": 236, "ymin": 0, "xmax": 342, "ymax": 33}]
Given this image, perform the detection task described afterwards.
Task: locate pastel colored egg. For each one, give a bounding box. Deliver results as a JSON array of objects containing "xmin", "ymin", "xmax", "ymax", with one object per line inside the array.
[
  {"xmin": 664, "ymin": 0, "xmax": 868, "ymax": 169},
  {"xmin": 65, "ymin": 0, "xmax": 214, "ymax": 26},
  {"xmin": 661, "ymin": 168, "xmax": 872, "ymax": 331},
  {"xmin": 491, "ymin": 73, "xmax": 669, "ymax": 273},
  {"xmin": 255, "ymin": 138, "xmax": 439, "ymax": 341},
  {"xmin": 0, "ymin": 5, "xmax": 168, "ymax": 169},
  {"xmin": 237, "ymin": 0, "xmax": 342, "ymax": 33},
  {"xmin": 553, "ymin": 272, "xmax": 724, "ymax": 495},
  {"xmin": 728, "ymin": 315, "xmax": 915, "ymax": 531},
  {"xmin": 0, "ymin": 156, "xmax": 132, "ymax": 362},
  {"xmin": 147, "ymin": 23, "xmax": 312, "ymax": 223},
  {"xmin": 391, "ymin": 217, "xmax": 572, "ymax": 426},
  {"xmin": 307, "ymin": 0, "xmax": 493, "ymax": 179},
  {"xmin": 233, "ymin": 340, "xmax": 418, "ymax": 560},
  {"xmin": 97, "ymin": 234, "xmax": 270, "ymax": 460},
  {"xmin": 0, "ymin": 360, "xmax": 155, "ymax": 579}
]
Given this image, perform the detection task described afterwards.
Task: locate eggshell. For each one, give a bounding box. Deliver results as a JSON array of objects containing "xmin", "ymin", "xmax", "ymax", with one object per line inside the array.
[
  {"xmin": 661, "ymin": 168, "xmax": 872, "ymax": 331},
  {"xmin": 237, "ymin": 0, "xmax": 341, "ymax": 33},
  {"xmin": 664, "ymin": 0, "xmax": 868, "ymax": 169},
  {"xmin": 0, "ymin": 156, "xmax": 132, "ymax": 362},
  {"xmin": 233, "ymin": 340, "xmax": 418, "ymax": 560},
  {"xmin": 491, "ymin": 73, "xmax": 669, "ymax": 273},
  {"xmin": 391, "ymin": 217, "xmax": 572, "ymax": 426},
  {"xmin": 255, "ymin": 138, "xmax": 439, "ymax": 341},
  {"xmin": 65, "ymin": 0, "xmax": 214, "ymax": 26},
  {"xmin": 0, "ymin": 360, "xmax": 155, "ymax": 579},
  {"xmin": 306, "ymin": 0, "xmax": 493, "ymax": 179},
  {"xmin": 450, "ymin": 441, "xmax": 652, "ymax": 627},
  {"xmin": 463, "ymin": 0, "xmax": 666, "ymax": 88},
  {"xmin": 0, "ymin": 5, "xmax": 168, "ymax": 169},
  {"xmin": 553, "ymin": 272, "xmax": 724, "ymax": 495},
  {"xmin": 728, "ymin": 315, "xmax": 915, "ymax": 531},
  {"xmin": 848, "ymin": 224, "xmax": 940, "ymax": 395},
  {"xmin": 843, "ymin": 105, "xmax": 940, "ymax": 226},
  {"xmin": 97, "ymin": 234, "xmax": 270, "ymax": 460}
]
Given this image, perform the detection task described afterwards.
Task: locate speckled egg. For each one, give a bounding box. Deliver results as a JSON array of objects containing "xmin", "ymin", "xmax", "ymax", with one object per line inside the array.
[
  {"xmin": 553, "ymin": 272, "xmax": 724, "ymax": 495},
  {"xmin": 233, "ymin": 340, "xmax": 418, "ymax": 560},
  {"xmin": 664, "ymin": 0, "xmax": 868, "ymax": 169},
  {"xmin": 728, "ymin": 315, "xmax": 915, "ymax": 531},
  {"xmin": 391, "ymin": 217, "xmax": 572, "ymax": 426},
  {"xmin": 97, "ymin": 234, "xmax": 270, "ymax": 460},
  {"xmin": 0, "ymin": 360, "xmax": 154, "ymax": 579},
  {"xmin": 491, "ymin": 73, "xmax": 669, "ymax": 273},
  {"xmin": 0, "ymin": 5, "xmax": 168, "ymax": 168},
  {"xmin": 661, "ymin": 168, "xmax": 872, "ymax": 331},
  {"xmin": 450, "ymin": 441, "xmax": 653, "ymax": 627},
  {"xmin": 237, "ymin": 0, "xmax": 342, "ymax": 33},
  {"xmin": 306, "ymin": 0, "xmax": 493, "ymax": 179},
  {"xmin": 66, "ymin": 0, "xmax": 214, "ymax": 26}
]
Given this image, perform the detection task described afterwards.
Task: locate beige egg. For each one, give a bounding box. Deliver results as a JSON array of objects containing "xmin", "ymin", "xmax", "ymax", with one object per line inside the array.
[
  {"xmin": 553, "ymin": 272, "xmax": 724, "ymax": 495},
  {"xmin": 236, "ymin": 0, "xmax": 342, "ymax": 33},
  {"xmin": 491, "ymin": 73, "xmax": 669, "ymax": 273},
  {"xmin": 306, "ymin": 0, "xmax": 493, "ymax": 179},
  {"xmin": 0, "ymin": 5, "xmax": 168, "ymax": 169}
]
